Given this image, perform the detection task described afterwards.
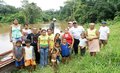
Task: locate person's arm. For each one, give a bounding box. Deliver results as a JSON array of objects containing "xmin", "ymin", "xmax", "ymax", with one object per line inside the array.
[
  {"xmin": 37, "ymin": 36, "xmax": 40, "ymax": 52},
  {"xmin": 12, "ymin": 48, "xmax": 18, "ymax": 61},
  {"xmin": 71, "ymin": 34, "xmax": 74, "ymax": 48},
  {"xmin": 19, "ymin": 47, "xmax": 24, "ymax": 61},
  {"xmin": 9, "ymin": 25, "xmax": 12, "ymax": 42},
  {"xmin": 32, "ymin": 46, "xmax": 35, "ymax": 60},
  {"xmin": 95, "ymin": 30, "xmax": 99, "ymax": 39}
]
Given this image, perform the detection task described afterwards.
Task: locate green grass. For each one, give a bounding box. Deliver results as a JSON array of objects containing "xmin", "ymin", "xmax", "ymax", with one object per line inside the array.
[{"xmin": 11, "ymin": 21, "xmax": 120, "ymax": 73}]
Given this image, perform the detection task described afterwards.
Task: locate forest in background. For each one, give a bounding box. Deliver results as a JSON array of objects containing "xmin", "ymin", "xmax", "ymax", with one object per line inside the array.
[{"xmin": 0, "ymin": 0, "xmax": 120, "ymax": 24}]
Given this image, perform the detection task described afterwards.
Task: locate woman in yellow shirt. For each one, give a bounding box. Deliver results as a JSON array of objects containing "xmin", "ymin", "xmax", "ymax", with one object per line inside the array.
[
  {"xmin": 38, "ymin": 29, "xmax": 49, "ymax": 68},
  {"xmin": 86, "ymin": 23, "xmax": 100, "ymax": 56}
]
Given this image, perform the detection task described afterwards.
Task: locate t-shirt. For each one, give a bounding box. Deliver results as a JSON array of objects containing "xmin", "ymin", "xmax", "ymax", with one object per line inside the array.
[
  {"xmin": 99, "ymin": 26, "xmax": 110, "ymax": 40},
  {"xmin": 38, "ymin": 35, "xmax": 49, "ymax": 47},
  {"xmin": 62, "ymin": 32, "xmax": 73, "ymax": 45},
  {"xmin": 48, "ymin": 34, "xmax": 54, "ymax": 49},
  {"xmin": 22, "ymin": 29, "xmax": 32, "ymax": 41},
  {"xmin": 60, "ymin": 43, "xmax": 70, "ymax": 56},
  {"xmin": 79, "ymin": 38, "xmax": 87, "ymax": 47},
  {"xmin": 27, "ymin": 33, "xmax": 40, "ymax": 46},
  {"xmin": 14, "ymin": 46, "xmax": 24, "ymax": 60},
  {"xmin": 24, "ymin": 46, "xmax": 35, "ymax": 60},
  {"xmin": 71, "ymin": 26, "xmax": 85, "ymax": 39}
]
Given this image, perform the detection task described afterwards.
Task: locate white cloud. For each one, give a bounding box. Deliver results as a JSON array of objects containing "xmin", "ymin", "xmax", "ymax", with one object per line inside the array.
[{"xmin": 4, "ymin": 0, "xmax": 66, "ymax": 10}]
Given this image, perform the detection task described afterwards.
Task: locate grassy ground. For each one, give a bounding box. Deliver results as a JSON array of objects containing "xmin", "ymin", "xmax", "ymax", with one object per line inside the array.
[{"xmin": 2, "ymin": 21, "xmax": 120, "ymax": 73}]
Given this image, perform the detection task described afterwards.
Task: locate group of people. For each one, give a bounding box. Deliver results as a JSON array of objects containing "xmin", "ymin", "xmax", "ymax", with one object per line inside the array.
[{"xmin": 9, "ymin": 19, "xmax": 110, "ymax": 72}]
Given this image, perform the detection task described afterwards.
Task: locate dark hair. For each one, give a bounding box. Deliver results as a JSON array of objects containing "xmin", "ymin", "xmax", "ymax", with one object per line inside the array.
[
  {"xmin": 25, "ymin": 39, "xmax": 31, "ymax": 44},
  {"xmin": 16, "ymin": 40, "xmax": 22, "ymax": 44},
  {"xmin": 41, "ymin": 29, "xmax": 46, "ymax": 32}
]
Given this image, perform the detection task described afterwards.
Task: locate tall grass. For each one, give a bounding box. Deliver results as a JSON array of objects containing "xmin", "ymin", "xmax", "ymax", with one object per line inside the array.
[{"xmin": 9, "ymin": 21, "xmax": 120, "ymax": 73}]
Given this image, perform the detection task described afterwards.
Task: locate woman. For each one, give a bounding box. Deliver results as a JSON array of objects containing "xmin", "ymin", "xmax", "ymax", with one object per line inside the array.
[
  {"xmin": 10, "ymin": 19, "xmax": 22, "ymax": 47},
  {"xmin": 62, "ymin": 28, "xmax": 74, "ymax": 53},
  {"xmin": 86, "ymin": 23, "xmax": 100, "ymax": 56},
  {"xmin": 22, "ymin": 23, "xmax": 32, "ymax": 46},
  {"xmin": 38, "ymin": 29, "xmax": 49, "ymax": 68}
]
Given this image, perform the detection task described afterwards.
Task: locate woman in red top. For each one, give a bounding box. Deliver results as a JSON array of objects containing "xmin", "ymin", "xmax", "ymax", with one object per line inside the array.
[{"xmin": 62, "ymin": 28, "xmax": 74, "ymax": 56}]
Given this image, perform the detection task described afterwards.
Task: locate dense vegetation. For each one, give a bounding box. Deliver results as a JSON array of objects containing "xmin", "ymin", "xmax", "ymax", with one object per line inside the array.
[{"xmin": 1, "ymin": 0, "xmax": 120, "ymax": 24}]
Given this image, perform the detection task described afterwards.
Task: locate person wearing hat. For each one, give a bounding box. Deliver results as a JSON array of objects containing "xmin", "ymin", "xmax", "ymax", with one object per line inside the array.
[
  {"xmin": 68, "ymin": 21, "xmax": 73, "ymax": 34},
  {"xmin": 49, "ymin": 18, "xmax": 57, "ymax": 33},
  {"xmin": 70, "ymin": 21, "xmax": 85, "ymax": 55},
  {"xmin": 99, "ymin": 21, "xmax": 110, "ymax": 48},
  {"xmin": 86, "ymin": 23, "xmax": 100, "ymax": 56}
]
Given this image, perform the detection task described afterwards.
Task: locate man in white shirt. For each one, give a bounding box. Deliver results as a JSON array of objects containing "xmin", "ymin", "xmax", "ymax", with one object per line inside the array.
[
  {"xmin": 70, "ymin": 21, "xmax": 85, "ymax": 55},
  {"xmin": 99, "ymin": 21, "xmax": 110, "ymax": 48}
]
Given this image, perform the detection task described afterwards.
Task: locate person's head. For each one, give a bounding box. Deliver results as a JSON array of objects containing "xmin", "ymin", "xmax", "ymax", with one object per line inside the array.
[
  {"xmin": 32, "ymin": 28, "xmax": 38, "ymax": 34},
  {"xmin": 62, "ymin": 38, "xmax": 67, "ymax": 44},
  {"xmin": 41, "ymin": 29, "xmax": 46, "ymax": 36},
  {"xmin": 13, "ymin": 19, "xmax": 18, "ymax": 25},
  {"xmin": 24, "ymin": 23, "xmax": 29, "ymax": 29},
  {"xmin": 55, "ymin": 33, "xmax": 60, "ymax": 38},
  {"xmin": 89, "ymin": 23, "xmax": 95, "ymax": 30},
  {"xmin": 52, "ymin": 18, "xmax": 56, "ymax": 22},
  {"xmin": 81, "ymin": 32, "xmax": 86, "ymax": 39},
  {"xmin": 64, "ymin": 28, "xmax": 69, "ymax": 33},
  {"xmin": 55, "ymin": 42, "xmax": 60, "ymax": 48},
  {"xmin": 73, "ymin": 21, "xmax": 77, "ymax": 27},
  {"xmin": 25, "ymin": 39, "xmax": 31, "ymax": 47},
  {"xmin": 52, "ymin": 48, "xmax": 57, "ymax": 54},
  {"xmin": 16, "ymin": 40, "xmax": 22, "ymax": 47},
  {"xmin": 101, "ymin": 21, "xmax": 107, "ymax": 27},
  {"xmin": 47, "ymin": 29, "xmax": 52, "ymax": 35},
  {"xmin": 68, "ymin": 21, "xmax": 73, "ymax": 28}
]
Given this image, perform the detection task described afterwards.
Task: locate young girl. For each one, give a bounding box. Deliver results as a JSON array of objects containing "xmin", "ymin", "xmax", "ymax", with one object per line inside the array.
[
  {"xmin": 60, "ymin": 38, "xmax": 70, "ymax": 64},
  {"xmin": 13, "ymin": 40, "xmax": 24, "ymax": 69},
  {"xmin": 54, "ymin": 33, "xmax": 61, "ymax": 45},
  {"xmin": 79, "ymin": 33, "xmax": 87, "ymax": 56},
  {"xmin": 24, "ymin": 39, "xmax": 36, "ymax": 73}
]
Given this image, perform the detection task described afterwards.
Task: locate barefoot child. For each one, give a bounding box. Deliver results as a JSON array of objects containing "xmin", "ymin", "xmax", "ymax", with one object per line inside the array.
[
  {"xmin": 60, "ymin": 38, "xmax": 70, "ymax": 64},
  {"xmin": 24, "ymin": 39, "xmax": 36, "ymax": 73},
  {"xmin": 79, "ymin": 33, "xmax": 87, "ymax": 56},
  {"xmin": 13, "ymin": 40, "xmax": 24, "ymax": 69},
  {"xmin": 54, "ymin": 42, "xmax": 61, "ymax": 64}
]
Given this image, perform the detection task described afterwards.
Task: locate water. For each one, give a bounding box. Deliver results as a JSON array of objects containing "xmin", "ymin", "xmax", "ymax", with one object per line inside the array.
[{"xmin": 0, "ymin": 23, "xmax": 60, "ymax": 61}]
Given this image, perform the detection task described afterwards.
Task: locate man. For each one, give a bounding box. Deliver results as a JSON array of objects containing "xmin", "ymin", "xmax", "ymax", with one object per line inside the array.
[
  {"xmin": 68, "ymin": 21, "xmax": 73, "ymax": 34},
  {"xmin": 99, "ymin": 21, "xmax": 110, "ymax": 48},
  {"xmin": 49, "ymin": 18, "xmax": 56, "ymax": 33},
  {"xmin": 27, "ymin": 28, "xmax": 40, "ymax": 63},
  {"xmin": 70, "ymin": 21, "xmax": 85, "ymax": 55}
]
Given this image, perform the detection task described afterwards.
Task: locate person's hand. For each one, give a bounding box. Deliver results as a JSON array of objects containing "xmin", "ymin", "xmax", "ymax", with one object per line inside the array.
[
  {"xmin": 38, "ymin": 49, "xmax": 40, "ymax": 53},
  {"xmin": 10, "ymin": 38, "xmax": 12, "ymax": 42}
]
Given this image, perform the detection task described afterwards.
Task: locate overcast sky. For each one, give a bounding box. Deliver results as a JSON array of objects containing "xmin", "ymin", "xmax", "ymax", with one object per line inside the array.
[{"xmin": 3, "ymin": 0, "xmax": 67, "ymax": 10}]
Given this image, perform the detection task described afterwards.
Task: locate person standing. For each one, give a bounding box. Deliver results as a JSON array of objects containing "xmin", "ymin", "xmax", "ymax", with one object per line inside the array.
[
  {"xmin": 10, "ymin": 19, "xmax": 22, "ymax": 47},
  {"xmin": 38, "ymin": 29, "xmax": 49, "ymax": 68},
  {"xmin": 22, "ymin": 23, "xmax": 32, "ymax": 46},
  {"xmin": 70, "ymin": 21, "xmax": 85, "ymax": 55},
  {"xmin": 47, "ymin": 29, "xmax": 55, "ymax": 64},
  {"xmin": 99, "ymin": 21, "xmax": 110, "ymax": 48},
  {"xmin": 27, "ymin": 28, "xmax": 40, "ymax": 63},
  {"xmin": 86, "ymin": 23, "xmax": 100, "ymax": 56},
  {"xmin": 49, "ymin": 18, "xmax": 56, "ymax": 33}
]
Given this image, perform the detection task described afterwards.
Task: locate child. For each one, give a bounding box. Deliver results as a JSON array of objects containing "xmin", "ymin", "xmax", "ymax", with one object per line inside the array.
[
  {"xmin": 54, "ymin": 33, "xmax": 61, "ymax": 45},
  {"xmin": 60, "ymin": 38, "xmax": 70, "ymax": 64},
  {"xmin": 79, "ymin": 33, "xmax": 87, "ymax": 56},
  {"xmin": 13, "ymin": 40, "xmax": 24, "ymax": 69},
  {"xmin": 51, "ymin": 48, "xmax": 57, "ymax": 68},
  {"xmin": 24, "ymin": 39, "xmax": 36, "ymax": 73},
  {"xmin": 54, "ymin": 42, "xmax": 61, "ymax": 64}
]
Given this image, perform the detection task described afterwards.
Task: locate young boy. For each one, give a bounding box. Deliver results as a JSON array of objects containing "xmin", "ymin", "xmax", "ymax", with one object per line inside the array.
[
  {"xmin": 79, "ymin": 33, "xmax": 87, "ymax": 56},
  {"xmin": 13, "ymin": 40, "xmax": 24, "ymax": 69},
  {"xmin": 24, "ymin": 39, "xmax": 36, "ymax": 73},
  {"xmin": 60, "ymin": 38, "xmax": 70, "ymax": 64}
]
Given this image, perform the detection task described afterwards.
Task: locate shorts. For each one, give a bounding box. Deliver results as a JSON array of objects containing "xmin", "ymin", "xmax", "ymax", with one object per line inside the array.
[
  {"xmin": 25, "ymin": 59, "xmax": 36, "ymax": 66},
  {"xmin": 62, "ymin": 55, "xmax": 69, "ymax": 57},
  {"xmin": 99, "ymin": 40, "xmax": 107, "ymax": 44},
  {"xmin": 15, "ymin": 58, "xmax": 24, "ymax": 67},
  {"xmin": 12, "ymin": 38, "xmax": 22, "ymax": 43}
]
